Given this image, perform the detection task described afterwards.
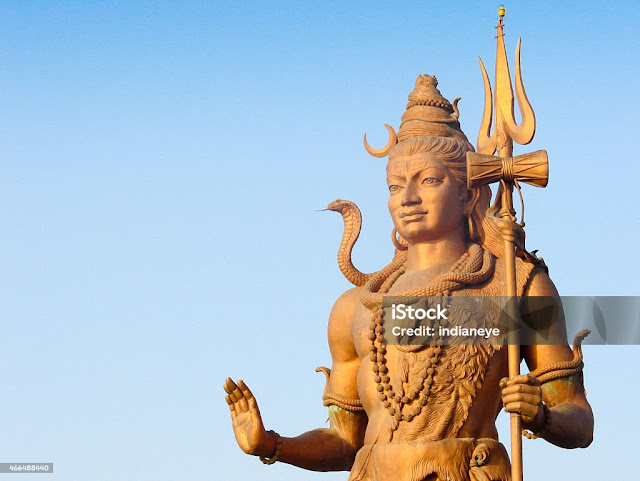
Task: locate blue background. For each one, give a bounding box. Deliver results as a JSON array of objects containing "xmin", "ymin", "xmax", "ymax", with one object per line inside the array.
[{"xmin": 0, "ymin": 1, "xmax": 637, "ymax": 480}]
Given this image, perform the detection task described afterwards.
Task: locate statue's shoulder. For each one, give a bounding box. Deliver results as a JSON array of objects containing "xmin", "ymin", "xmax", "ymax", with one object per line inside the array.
[
  {"xmin": 329, "ymin": 287, "xmax": 363, "ymax": 331},
  {"xmin": 523, "ymin": 267, "xmax": 559, "ymax": 297},
  {"xmin": 328, "ymin": 287, "xmax": 363, "ymax": 357}
]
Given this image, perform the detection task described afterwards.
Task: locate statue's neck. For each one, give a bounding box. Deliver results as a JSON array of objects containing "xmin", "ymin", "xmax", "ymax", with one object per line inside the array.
[{"xmin": 405, "ymin": 231, "xmax": 467, "ymax": 273}]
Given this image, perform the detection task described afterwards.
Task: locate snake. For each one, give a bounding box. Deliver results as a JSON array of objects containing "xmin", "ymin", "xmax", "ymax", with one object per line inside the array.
[
  {"xmin": 527, "ymin": 329, "xmax": 591, "ymax": 383},
  {"xmin": 327, "ymin": 199, "xmax": 406, "ymax": 286}
]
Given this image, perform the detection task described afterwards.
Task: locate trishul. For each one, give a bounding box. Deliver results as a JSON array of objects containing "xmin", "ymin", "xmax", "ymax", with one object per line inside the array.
[
  {"xmin": 466, "ymin": 7, "xmax": 548, "ymax": 481},
  {"xmin": 477, "ymin": 17, "xmax": 536, "ymax": 158}
]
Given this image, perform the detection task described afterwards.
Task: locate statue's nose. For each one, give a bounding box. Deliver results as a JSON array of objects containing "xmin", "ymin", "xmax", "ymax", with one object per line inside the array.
[{"xmin": 401, "ymin": 182, "xmax": 421, "ymax": 206}]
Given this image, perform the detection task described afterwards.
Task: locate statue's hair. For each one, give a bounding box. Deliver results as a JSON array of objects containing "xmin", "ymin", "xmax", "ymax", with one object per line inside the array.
[{"xmin": 388, "ymin": 136, "xmax": 504, "ymax": 259}]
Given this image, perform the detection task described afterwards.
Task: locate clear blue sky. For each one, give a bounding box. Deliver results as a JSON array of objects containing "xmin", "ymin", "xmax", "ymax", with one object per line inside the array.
[{"xmin": 0, "ymin": 1, "xmax": 638, "ymax": 480}]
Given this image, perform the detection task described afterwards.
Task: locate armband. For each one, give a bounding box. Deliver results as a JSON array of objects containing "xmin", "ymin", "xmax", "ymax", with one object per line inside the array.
[
  {"xmin": 323, "ymin": 392, "xmax": 365, "ymax": 412},
  {"xmin": 316, "ymin": 366, "xmax": 365, "ymax": 412},
  {"xmin": 527, "ymin": 329, "xmax": 590, "ymax": 384}
]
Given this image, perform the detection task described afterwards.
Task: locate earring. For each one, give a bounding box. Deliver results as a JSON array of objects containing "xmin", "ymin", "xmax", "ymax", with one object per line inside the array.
[{"xmin": 392, "ymin": 228, "xmax": 408, "ymax": 251}]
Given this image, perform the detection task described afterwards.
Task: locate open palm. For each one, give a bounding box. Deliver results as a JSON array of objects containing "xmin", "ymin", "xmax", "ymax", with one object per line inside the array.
[{"xmin": 224, "ymin": 377, "xmax": 270, "ymax": 456}]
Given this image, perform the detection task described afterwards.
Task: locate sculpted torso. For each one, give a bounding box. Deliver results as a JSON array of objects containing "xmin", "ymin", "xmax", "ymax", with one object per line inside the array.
[{"xmin": 342, "ymin": 287, "xmax": 507, "ymax": 444}]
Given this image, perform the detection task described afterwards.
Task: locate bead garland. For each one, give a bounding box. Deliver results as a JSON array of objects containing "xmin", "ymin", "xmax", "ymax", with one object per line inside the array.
[{"xmin": 368, "ymin": 247, "xmax": 480, "ymax": 425}]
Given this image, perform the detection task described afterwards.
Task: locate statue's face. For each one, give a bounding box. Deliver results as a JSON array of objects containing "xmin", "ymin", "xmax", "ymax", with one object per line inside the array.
[{"xmin": 387, "ymin": 152, "xmax": 465, "ymax": 244}]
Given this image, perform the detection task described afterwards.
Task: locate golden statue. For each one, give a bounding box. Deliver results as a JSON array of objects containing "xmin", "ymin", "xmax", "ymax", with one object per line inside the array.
[{"xmin": 224, "ymin": 7, "xmax": 593, "ymax": 481}]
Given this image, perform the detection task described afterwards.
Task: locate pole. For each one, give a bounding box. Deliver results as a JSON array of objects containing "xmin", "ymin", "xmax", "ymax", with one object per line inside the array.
[
  {"xmin": 467, "ymin": 7, "xmax": 548, "ymax": 480},
  {"xmin": 500, "ymin": 182, "xmax": 523, "ymax": 481}
]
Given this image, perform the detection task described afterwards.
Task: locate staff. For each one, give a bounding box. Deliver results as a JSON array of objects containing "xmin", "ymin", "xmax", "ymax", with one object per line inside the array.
[{"xmin": 466, "ymin": 5, "xmax": 548, "ymax": 481}]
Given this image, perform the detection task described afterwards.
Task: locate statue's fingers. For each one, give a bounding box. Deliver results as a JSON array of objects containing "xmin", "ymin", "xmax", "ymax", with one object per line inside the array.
[
  {"xmin": 505, "ymin": 375, "xmax": 534, "ymax": 386},
  {"xmin": 230, "ymin": 408, "xmax": 239, "ymax": 425},
  {"xmin": 506, "ymin": 374, "xmax": 540, "ymax": 386},
  {"xmin": 228, "ymin": 383, "xmax": 249, "ymax": 411},
  {"xmin": 238, "ymin": 380, "xmax": 261, "ymax": 416},
  {"xmin": 224, "ymin": 383, "xmax": 241, "ymax": 405},
  {"xmin": 229, "ymin": 390, "xmax": 240, "ymax": 404},
  {"xmin": 238, "ymin": 380, "xmax": 255, "ymax": 401},
  {"xmin": 504, "ymin": 401, "xmax": 538, "ymax": 419},
  {"xmin": 223, "ymin": 377, "xmax": 237, "ymax": 395},
  {"xmin": 501, "ymin": 383, "xmax": 541, "ymax": 396},
  {"xmin": 225, "ymin": 395, "xmax": 239, "ymax": 426},
  {"xmin": 224, "ymin": 378, "xmax": 249, "ymax": 409},
  {"xmin": 502, "ymin": 393, "xmax": 541, "ymax": 407}
]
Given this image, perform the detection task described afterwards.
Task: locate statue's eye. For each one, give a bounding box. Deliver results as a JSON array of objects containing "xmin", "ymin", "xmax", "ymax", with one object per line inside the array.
[
  {"xmin": 422, "ymin": 177, "xmax": 441, "ymax": 185},
  {"xmin": 389, "ymin": 185, "xmax": 400, "ymax": 193}
]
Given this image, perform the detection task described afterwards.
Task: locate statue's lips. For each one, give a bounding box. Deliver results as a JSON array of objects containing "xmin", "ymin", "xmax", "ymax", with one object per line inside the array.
[{"xmin": 401, "ymin": 211, "xmax": 427, "ymax": 222}]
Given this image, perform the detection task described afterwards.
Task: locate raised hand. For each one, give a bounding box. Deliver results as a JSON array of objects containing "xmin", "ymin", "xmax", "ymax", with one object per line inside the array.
[
  {"xmin": 500, "ymin": 375, "xmax": 545, "ymax": 430},
  {"xmin": 224, "ymin": 377, "xmax": 275, "ymax": 457}
]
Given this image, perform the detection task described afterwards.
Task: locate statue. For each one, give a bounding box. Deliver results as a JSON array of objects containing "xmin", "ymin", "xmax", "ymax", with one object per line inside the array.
[{"xmin": 224, "ymin": 8, "xmax": 593, "ymax": 481}]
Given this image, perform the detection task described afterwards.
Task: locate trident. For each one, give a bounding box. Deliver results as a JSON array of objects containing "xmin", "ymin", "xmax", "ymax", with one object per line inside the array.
[{"xmin": 465, "ymin": 6, "xmax": 548, "ymax": 481}]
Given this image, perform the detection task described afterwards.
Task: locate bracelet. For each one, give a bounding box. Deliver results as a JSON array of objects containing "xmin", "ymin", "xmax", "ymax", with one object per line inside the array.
[
  {"xmin": 523, "ymin": 403, "xmax": 551, "ymax": 440},
  {"xmin": 260, "ymin": 430, "xmax": 282, "ymax": 465}
]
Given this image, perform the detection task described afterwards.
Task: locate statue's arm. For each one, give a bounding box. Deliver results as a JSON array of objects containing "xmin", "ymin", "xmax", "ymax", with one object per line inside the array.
[
  {"xmin": 275, "ymin": 287, "xmax": 366, "ymax": 471},
  {"xmin": 503, "ymin": 270, "xmax": 594, "ymax": 449},
  {"xmin": 224, "ymin": 288, "xmax": 366, "ymax": 472}
]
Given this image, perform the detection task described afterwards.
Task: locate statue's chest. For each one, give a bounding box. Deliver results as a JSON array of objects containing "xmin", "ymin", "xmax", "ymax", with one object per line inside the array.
[{"xmin": 354, "ymin": 285, "xmax": 509, "ymax": 441}]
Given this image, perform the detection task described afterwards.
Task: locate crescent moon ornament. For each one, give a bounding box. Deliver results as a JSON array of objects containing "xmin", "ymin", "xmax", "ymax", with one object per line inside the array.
[{"xmin": 363, "ymin": 123, "xmax": 398, "ymax": 158}]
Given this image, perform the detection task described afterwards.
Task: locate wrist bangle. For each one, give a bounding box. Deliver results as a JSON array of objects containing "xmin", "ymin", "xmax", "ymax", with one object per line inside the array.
[
  {"xmin": 523, "ymin": 403, "xmax": 551, "ymax": 440},
  {"xmin": 260, "ymin": 430, "xmax": 282, "ymax": 465}
]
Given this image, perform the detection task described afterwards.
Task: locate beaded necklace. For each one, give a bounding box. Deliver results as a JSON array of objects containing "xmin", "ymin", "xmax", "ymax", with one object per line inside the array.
[{"xmin": 364, "ymin": 244, "xmax": 494, "ymax": 427}]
